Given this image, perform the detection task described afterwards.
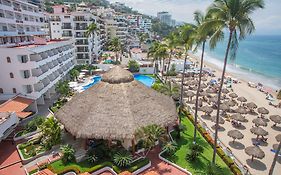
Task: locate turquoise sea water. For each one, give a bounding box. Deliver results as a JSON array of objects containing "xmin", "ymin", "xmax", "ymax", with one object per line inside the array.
[{"xmin": 201, "ymin": 35, "xmax": 281, "ymax": 90}]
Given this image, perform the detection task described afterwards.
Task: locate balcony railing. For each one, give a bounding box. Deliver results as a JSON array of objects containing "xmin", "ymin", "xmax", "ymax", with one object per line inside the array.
[
  {"xmin": 34, "ymin": 82, "xmax": 44, "ymax": 92},
  {"xmin": 32, "ymin": 68, "xmax": 43, "ymax": 77}
]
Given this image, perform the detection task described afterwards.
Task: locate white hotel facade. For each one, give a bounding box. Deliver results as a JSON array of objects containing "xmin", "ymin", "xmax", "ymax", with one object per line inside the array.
[{"xmin": 0, "ymin": 0, "xmax": 76, "ymax": 107}]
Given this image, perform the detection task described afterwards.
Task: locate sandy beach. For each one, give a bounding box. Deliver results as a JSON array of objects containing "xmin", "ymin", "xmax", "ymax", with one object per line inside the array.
[{"xmin": 186, "ymin": 52, "xmax": 281, "ymax": 175}]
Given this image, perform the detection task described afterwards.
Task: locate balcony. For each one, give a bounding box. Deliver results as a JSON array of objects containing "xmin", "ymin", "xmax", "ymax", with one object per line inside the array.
[
  {"xmin": 58, "ymin": 68, "xmax": 63, "ymax": 74},
  {"xmin": 62, "ymin": 33, "xmax": 72, "ymax": 37},
  {"xmin": 53, "ymin": 60, "xmax": 59, "ymax": 66},
  {"xmin": 41, "ymin": 64, "xmax": 49, "ymax": 73},
  {"xmin": 40, "ymin": 52, "xmax": 48, "ymax": 60},
  {"xmin": 62, "ymin": 26, "xmax": 72, "ymax": 29},
  {"xmin": 42, "ymin": 77, "xmax": 50, "ymax": 87},
  {"xmin": 34, "ymin": 82, "xmax": 44, "ymax": 92},
  {"xmin": 47, "ymin": 50, "xmax": 54, "ymax": 57},
  {"xmin": 75, "ymin": 41, "xmax": 89, "ymax": 45},
  {"xmin": 47, "ymin": 62, "xmax": 54, "ymax": 69},
  {"xmin": 30, "ymin": 54, "xmax": 42, "ymax": 62},
  {"xmin": 48, "ymin": 73, "xmax": 56, "ymax": 81},
  {"xmin": 52, "ymin": 49, "xmax": 59, "ymax": 55},
  {"xmin": 50, "ymin": 18, "xmax": 61, "ymax": 21},
  {"xmin": 58, "ymin": 47, "xmax": 63, "ymax": 53},
  {"xmin": 75, "ymin": 27, "xmax": 87, "ymax": 30},
  {"xmin": 32, "ymin": 68, "xmax": 43, "ymax": 77}
]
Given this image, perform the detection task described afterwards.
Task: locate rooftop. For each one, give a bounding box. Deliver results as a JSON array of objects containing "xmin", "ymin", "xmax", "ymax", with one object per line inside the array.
[
  {"xmin": 0, "ymin": 96, "xmax": 34, "ymax": 119},
  {"xmin": 0, "ymin": 112, "xmax": 11, "ymax": 125},
  {"xmin": 13, "ymin": 40, "xmax": 67, "ymax": 49}
]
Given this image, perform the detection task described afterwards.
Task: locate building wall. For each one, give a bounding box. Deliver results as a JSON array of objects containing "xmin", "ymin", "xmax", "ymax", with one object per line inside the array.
[
  {"xmin": 0, "ymin": 40, "xmax": 75, "ymax": 100},
  {"xmin": 0, "ymin": 112, "xmax": 19, "ymax": 140}
]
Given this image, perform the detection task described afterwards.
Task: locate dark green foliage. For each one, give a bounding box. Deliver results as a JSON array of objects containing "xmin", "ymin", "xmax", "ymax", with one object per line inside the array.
[
  {"xmin": 277, "ymin": 89, "xmax": 281, "ymax": 99},
  {"xmin": 152, "ymin": 19, "xmax": 175, "ymax": 38},
  {"xmin": 195, "ymin": 163, "xmax": 223, "ymax": 175},
  {"xmin": 166, "ymin": 63, "xmax": 177, "ymax": 76},
  {"xmin": 113, "ymin": 151, "xmax": 133, "ymax": 168},
  {"xmin": 128, "ymin": 60, "xmax": 140, "ymax": 72},
  {"xmin": 56, "ymin": 81, "xmax": 71, "ymax": 98},
  {"xmin": 61, "ymin": 144, "xmax": 76, "ymax": 164},
  {"xmin": 186, "ymin": 143, "xmax": 204, "ymax": 161},
  {"xmin": 162, "ymin": 141, "xmax": 177, "ymax": 156}
]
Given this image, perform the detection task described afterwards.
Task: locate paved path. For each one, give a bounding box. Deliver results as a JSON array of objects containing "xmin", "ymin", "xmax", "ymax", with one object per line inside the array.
[{"xmin": 140, "ymin": 147, "xmax": 188, "ymax": 175}]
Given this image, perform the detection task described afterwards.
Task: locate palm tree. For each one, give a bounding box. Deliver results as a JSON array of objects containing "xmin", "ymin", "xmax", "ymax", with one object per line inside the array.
[
  {"xmin": 60, "ymin": 144, "xmax": 76, "ymax": 164},
  {"xmin": 192, "ymin": 10, "xmax": 214, "ymax": 143},
  {"xmin": 69, "ymin": 69, "xmax": 79, "ymax": 81},
  {"xmin": 135, "ymin": 124, "xmax": 166, "ymax": 154},
  {"xmin": 40, "ymin": 116, "xmax": 61, "ymax": 149},
  {"xmin": 108, "ymin": 37, "xmax": 122, "ymax": 62},
  {"xmin": 178, "ymin": 24, "xmax": 196, "ymax": 116},
  {"xmin": 56, "ymin": 81, "xmax": 71, "ymax": 98},
  {"xmin": 85, "ymin": 23, "xmax": 98, "ymax": 37},
  {"xmin": 158, "ymin": 82, "xmax": 179, "ymax": 100},
  {"xmin": 147, "ymin": 41, "xmax": 161, "ymax": 74},
  {"xmin": 154, "ymin": 43, "xmax": 169, "ymax": 77},
  {"xmin": 203, "ymin": 0, "xmax": 265, "ymax": 163},
  {"xmin": 164, "ymin": 32, "xmax": 179, "ymax": 81}
]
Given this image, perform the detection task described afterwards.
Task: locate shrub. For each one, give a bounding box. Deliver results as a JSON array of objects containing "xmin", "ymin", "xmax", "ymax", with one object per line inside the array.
[
  {"xmin": 113, "ymin": 151, "xmax": 133, "ymax": 168},
  {"xmin": 186, "ymin": 143, "xmax": 204, "ymax": 161},
  {"xmin": 166, "ymin": 64, "xmax": 177, "ymax": 76},
  {"xmin": 162, "ymin": 141, "xmax": 177, "ymax": 156},
  {"xmin": 277, "ymin": 89, "xmax": 281, "ymax": 99},
  {"xmin": 86, "ymin": 148, "xmax": 99, "ymax": 164},
  {"xmin": 222, "ymin": 155, "xmax": 235, "ymax": 167},
  {"xmin": 128, "ymin": 60, "xmax": 140, "ymax": 72},
  {"xmin": 216, "ymin": 147, "xmax": 226, "ymax": 158},
  {"xmin": 60, "ymin": 144, "xmax": 76, "ymax": 164},
  {"xmin": 230, "ymin": 165, "xmax": 243, "ymax": 175}
]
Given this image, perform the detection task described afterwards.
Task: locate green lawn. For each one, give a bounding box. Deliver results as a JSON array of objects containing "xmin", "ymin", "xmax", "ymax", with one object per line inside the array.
[{"xmin": 163, "ymin": 117, "xmax": 233, "ymax": 175}]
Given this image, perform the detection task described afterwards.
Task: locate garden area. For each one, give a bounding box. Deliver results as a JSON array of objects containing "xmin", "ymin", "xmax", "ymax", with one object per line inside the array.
[
  {"xmin": 162, "ymin": 116, "xmax": 233, "ymax": 174},
  {"xmin": 18, "ymin": 117, "xmax": 61, "ymax": 160},
  {"xmin": 15, "ymin": 116, "xmax": 44, "ymax": 138},
  {"xmin": 47, "ymin": 140, "xmax": 150, "ymax": 174}
]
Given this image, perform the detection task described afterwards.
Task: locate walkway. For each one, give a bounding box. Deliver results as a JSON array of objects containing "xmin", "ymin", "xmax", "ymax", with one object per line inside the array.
[
  {"xmin": 140, "ymin": 147, "xmax": 188, "ymax": 175},
  {"xmin": 0, "ymin": 141, "xmax": 25, "ymax": 175}
]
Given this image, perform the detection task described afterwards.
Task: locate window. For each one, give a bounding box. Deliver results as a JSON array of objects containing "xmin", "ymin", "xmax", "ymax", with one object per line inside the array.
[
  {"xmin": 7, "ymin": 57, "xmax": 11, "ymax": 63},
  {"xmin": 20, "ymin": 55, "xmax": 28, "ymax": 63},
  {"xmin": 9, "ymin": 72, "xmax": 14, "ymax": 78},
  {"xmin": 12, "ymin": 88, "xmax": 16, "ymax": 93},
  {"xmin": 0, "ymin": 88, "xmax": 3, "ymax": 94},
  {"xmin": 53, "ymin": 23, "xmax": 55, "ymax": 25}
]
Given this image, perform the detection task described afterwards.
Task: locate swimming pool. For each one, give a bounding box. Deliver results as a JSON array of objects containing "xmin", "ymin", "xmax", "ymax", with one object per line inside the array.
[{"xmin": 82, "ymin": 74, "xmax": 155, "ymax": 90}]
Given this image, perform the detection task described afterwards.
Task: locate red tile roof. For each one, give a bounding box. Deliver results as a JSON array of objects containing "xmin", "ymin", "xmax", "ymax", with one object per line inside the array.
[{"xmin": 0, "ymin": 96, "xmax": 34, "ymax": 119}]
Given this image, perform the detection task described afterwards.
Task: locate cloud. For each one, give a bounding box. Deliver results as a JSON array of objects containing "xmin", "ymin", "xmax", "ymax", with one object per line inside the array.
[{"xmin": 108, "ymin": 0, "xmax": 281, "ymax": 35}]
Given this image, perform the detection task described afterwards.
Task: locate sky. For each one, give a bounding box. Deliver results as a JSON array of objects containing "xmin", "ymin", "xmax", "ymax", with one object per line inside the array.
[{"xmin": 108, "ymin": 0, "xmax": 281, "ymax": 35}]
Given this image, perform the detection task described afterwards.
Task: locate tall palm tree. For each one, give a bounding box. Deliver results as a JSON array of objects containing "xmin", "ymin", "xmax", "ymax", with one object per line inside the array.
[
  {"xmin": 108, "ymin": 37, "xmax": 122, "ymax": 62},
  {"xmin": 85, "ymin": 23, "xmax": 98, "ymax": 37},
  {"xmin": 192, "ymin": 10, "xmax": 214, "ymax": 143},
  {"xmin": 147, "ymin": 41, "xmax": 161, "ymax": 74},
  {"xmin": 155, "ymin": 43, "xmax": 169, "ymax": 77},
  {"xmin": 178, "ymin": 24, "xmax": 196, "ymax": 115},
  {"xmin": 203, "ymin": 0, "xmax": 264, "ymax": 164},
  {"xmin": 164, "ymin": 32, "xmax": 179, "ymax": 82}
]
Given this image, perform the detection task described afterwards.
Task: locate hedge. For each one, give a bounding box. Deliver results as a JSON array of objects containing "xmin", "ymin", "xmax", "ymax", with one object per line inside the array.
[{"xmin": 230, "ymin": 164, "xmax": 243, "ymax": 175}]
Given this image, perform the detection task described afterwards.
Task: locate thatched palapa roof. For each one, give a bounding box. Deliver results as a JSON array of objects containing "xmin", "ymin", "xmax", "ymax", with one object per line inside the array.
[{"xmin": 56, "ymin": 66, "xmax": 177, "ymax": 140}]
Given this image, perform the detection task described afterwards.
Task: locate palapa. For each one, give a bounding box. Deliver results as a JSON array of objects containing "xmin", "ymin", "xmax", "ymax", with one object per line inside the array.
[
  {"xmin": 225, "ymin": 100, "xmax": 236, "ymax": 107},
  {"xmin": 221, "ymin": 88, "xmax": 229, "ymax": 94},
  {"xmin": 250, "ymin": 127, "xmax": 268, "ymax": 138},
  {"xmin": 185, "ymin": 91, "xmax": 195, "ymax": 97},
  {"xmin": 237, "ymin": 96, "xmax": 247, "ymax": 103},
  {"xmin": 200, "ymin": 106, "xmax": 213, "ymax": 114},
  {"xmin": 210, "ymin": 115, "xmax": 225, "ymax": 124},
  {"xmin": 269, "ymin": 115, "xmax": 281, "ymax": 126},
  {"xmin": 235, "ymin": 106, "xmax": 248, "ymax": 114},
  {"xmin": 227, "ymin": 130, "xmax": 244, "ymax": 142},
  {"xmin": 229, "ymin": 93, "xmax": 238, "ymax": 98},
  {"xmin": 276, "ymin": 134, "xmax": 281, "ymax": 142},
  {"xmin": 252, "ymin": 118, "xmax": 267, "ymax": 127},
  {"xmin": 230, "ymin": 114, "xmax": 245, "ymax": 122},
  {"xmin": 257, "ymin": 107, "xmax": 269, "ymax": 115},
  {"xmin": 245, "ymin": 146, "xmax": 265, "ymax": 161},
  {"xmin": 55, "ymin": 66, "xmax": 177, "ymax": 140},
  {"xmin": 246, "ymin": 102, "xmax": 257, "ymax": 109}
]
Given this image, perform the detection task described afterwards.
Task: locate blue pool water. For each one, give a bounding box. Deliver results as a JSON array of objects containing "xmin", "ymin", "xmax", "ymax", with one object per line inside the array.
[{"xmin": 82, "ymin": 74, "xmax": 155, "ymax": 90}]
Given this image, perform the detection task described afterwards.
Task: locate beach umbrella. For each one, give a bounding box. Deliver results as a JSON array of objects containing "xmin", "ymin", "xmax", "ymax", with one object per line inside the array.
[
  {"xmin": 200, "ymin": 106, "xmax": 213, "ymax": 114},
  {"xmin": 206, "ymin": 88, "xmax": 217, "ymax": 94},
  {"xmin": 222, "ymin": 88, "xmax": 230, "ymax": 94},
  {"xmin": 186, "ymin": 98, "xmax": 203, "ymax": 105},
  {"xmin": 227, "ymin": 130, "xmax": 244, "ymax": 143},
  {"xmin": 269, "ymin": 115, "xmax": 281, "ymax": 126},
  {"xmin": 220, "ymin": 104, "xmax": 230, "ymax": 111},
  {"xmin": 250, "ymin": 127, "xmax": 268, "ymax": 139},
  {"xmin": 246, "ymin": 102, "xmax": 257, "ymax": 109},
  {"xmin": 229, "ymin": 93, "xmax": 238, "ymax": 98},
  {"xmin": 257, "ymin": 107, "xmax": 269, "ymax": 116},
  {"xmin": 200, "ymin": 83, "xmax": 208, "ymax": 89},
  {"xmin": 245, "ymin": 146, "xmax": 265, "ymax": 161},
  {"xmin": 211, "ymin": 115, "xmax": 225, "ymax": 124},
  {"xmin": 252, "ymin": 118, "xmax": 268, "ymax": 127},
  {"xmin": 237, "ymin": 96, "xmax": 247, "ymax": 103},
  {"xmin": 185, "ymin": 91, "xmax": 195, "ymax": 97},
  {"xmin": 209, "ymin": 96, "xmax": 219, "ymax": 103},
  {"xmin": 231, "ymin": 114, "xmax": 246, "ymax": 122},
  {"xmin": 201, "ymin": 77, "xmax": 208, "ymax": 82},
  {"xmin": 276, "ymin": 134, "xmax": 281, "ymax": 142},
  {"xmin": 199, "ymin": 91, "xmax": 208, "ymax": 97},
  {"xmin": 225, "ymin": 100, "xmax": 236, "ymax": 107},
  {"xmin": 235, "ymin": 106, "xmax": 248, "ymax": 114},
  {"xmin": 273, "ymin": 144, "xmax": 279, "ymax": 151}
]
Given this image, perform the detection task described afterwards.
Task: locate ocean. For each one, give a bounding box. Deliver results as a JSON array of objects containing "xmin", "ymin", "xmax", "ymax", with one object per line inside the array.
[{"xmin": 198, "ymin": 35, "xmax": 281, "ymax": 90}]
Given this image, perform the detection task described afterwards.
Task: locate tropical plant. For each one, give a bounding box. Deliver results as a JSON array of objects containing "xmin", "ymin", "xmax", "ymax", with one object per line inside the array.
[
  {"xmin": 195, "ymin": 163, "xmax": 223, "ymax": 175},
  {"xmin": 128, "ymin": 60, "xmax": 140, "ymax": 72},
  {"xmin": 108, "ymin": 37, "xmax": 122, "ymax": 62},
  {"xmin": 56, "ymin": 81, "xmax": 71, "ymax": 98},
  {"xmin": 186, "ymin": 143, "xmax": 204, "ymax": 161},
  {"xmin": 192, "ymin": 10, "xmax": 215, "ymax": 144},
  {"xmin": 135, "ymin": 124, "xmax": 166, "ymax": 150},
  {"xmin": 85, "ymin": 23, "xmax": 98, "ymax": 37},
  {"xmin": 154, "ymin": 81, "xmax": 179, "ymax": 100},
  {"xmin": 147, "ymin": 41, "xmax": 161, "ymax": 74},
  {"xmin": 25, "ymin": 116, "xmax": 45, "ymax": 132},
  {"xmin": 166, "ymin": 63, "xmax": 177, "ymax": 76},
  {"xmin": 86, "ymin": 148, "xmax": 99, "ymax": 164},
  {"xmin": 60, "ymin": 144, "xmax": 76, "ymax": 164},
  {"xmin": 69, "ymin": 69, "xmax": 79, "ymax": 81},
  {"xmin": 40, "ymin": 116, "xmax": 61, "ymax": 150},
  {"xmin": 113, "ymin": 151, "xmax": 133, "ymax": 167},
  {"xmin": 203, "ymin": 0, "xmax": 264, "ymax": 163},
  {"xmin": 162, "ymin": 141, "xmax": 177, "ymax": 156},
  {"xmin": 138, "ymin": 32, "xmax": 149, "ymax": 46}
]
